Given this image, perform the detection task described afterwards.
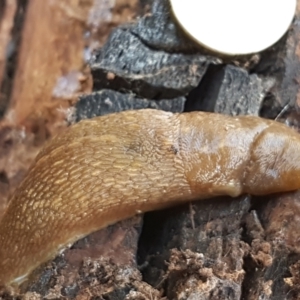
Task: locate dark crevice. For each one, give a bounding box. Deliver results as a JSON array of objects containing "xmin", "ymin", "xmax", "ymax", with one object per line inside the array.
[
  {"xmin": 0, "ymin": 0, "xmax": 6, "ymax": 23},
  {"xmin": 137, "ymin": 203, "xmax": 193, "ymax": 296},
  {"xmin": 259, "ymin": 92, "xmax": 283, "ymax": 119},
  {"xmin": 0, "ymin": 171, "xmax": 9, "ymax": 184},
  {"xmin": 184, "ymin": 64, "xmax": 225, "ymax": 112},
  {"xmin": 0, "ymin": 0, "xmax": 29, "ymax": 118}
]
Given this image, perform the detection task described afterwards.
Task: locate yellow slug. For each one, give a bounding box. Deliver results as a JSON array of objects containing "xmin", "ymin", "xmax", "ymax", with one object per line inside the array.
[{"xmin": 1, "ymin": 109, "xmax": 300, "ymax": 287}]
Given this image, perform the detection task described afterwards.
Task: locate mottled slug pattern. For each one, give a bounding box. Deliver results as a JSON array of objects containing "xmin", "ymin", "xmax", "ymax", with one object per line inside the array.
[{"xmin": 1, "ymin": 109, "xmax": 300, "ymax": 286}]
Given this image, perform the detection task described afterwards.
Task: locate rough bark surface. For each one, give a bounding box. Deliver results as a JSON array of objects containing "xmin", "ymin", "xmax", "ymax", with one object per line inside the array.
[
  {"xmin": 90, "ymin": 26, "xmax": 215, "ymax": 100},
  {"xmin": 76, "ymin": 90, "xmax": 185, "ymax": 121}
]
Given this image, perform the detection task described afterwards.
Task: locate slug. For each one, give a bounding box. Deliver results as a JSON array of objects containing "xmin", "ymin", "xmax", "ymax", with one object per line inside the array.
[{"xmin": 1, "ymin": 109, "xmax": 300, "ymax": 287}]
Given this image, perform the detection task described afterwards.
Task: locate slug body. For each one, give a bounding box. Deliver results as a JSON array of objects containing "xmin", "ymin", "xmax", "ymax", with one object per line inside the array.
[{"xmin": 1, "ymin": 109, "xmax": 300, "ymax": 286}]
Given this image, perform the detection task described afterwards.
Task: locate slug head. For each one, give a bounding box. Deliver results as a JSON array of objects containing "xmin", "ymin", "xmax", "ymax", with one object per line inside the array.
[{"xmin": 245, "ymin": 124, "xmax": 300, "ymax": 195}]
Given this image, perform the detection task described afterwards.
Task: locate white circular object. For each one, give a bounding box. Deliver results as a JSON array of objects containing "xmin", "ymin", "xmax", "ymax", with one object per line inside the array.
[{"xmin": 170, "ymin": 0, "xmax": 296, "ymax": 55}]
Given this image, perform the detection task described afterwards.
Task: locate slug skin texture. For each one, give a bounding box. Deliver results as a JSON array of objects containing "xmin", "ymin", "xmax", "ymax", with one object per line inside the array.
[{"xmin": 1, "ymin": 109, "xmax": 300, "ymax": 287}]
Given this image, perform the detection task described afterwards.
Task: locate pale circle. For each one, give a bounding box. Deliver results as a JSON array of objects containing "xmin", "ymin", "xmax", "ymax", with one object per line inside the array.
[{"xmin": 170, "ymin": 0, "xmax": 296, "ymax": 55}]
